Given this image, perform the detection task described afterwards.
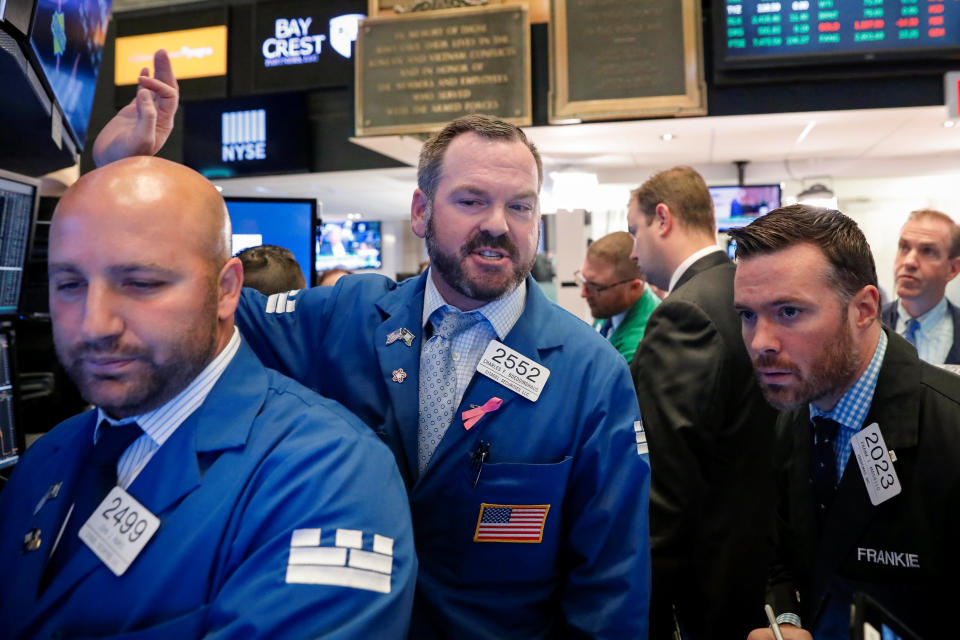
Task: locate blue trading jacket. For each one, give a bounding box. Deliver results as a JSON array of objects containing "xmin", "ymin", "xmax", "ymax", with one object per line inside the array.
[
  {"xmin": 0, "ymin": 341, "xmax": 416, "ymax": 639},
  {"xmin": 235, "ymin": 272, "xmax": 651, "ymax": 639}
]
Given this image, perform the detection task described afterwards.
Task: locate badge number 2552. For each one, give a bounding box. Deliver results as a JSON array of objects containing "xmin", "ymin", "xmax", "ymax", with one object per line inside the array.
[{"xmin": 476, "ymin": 340, "xmax": 551, "ymax": 402}]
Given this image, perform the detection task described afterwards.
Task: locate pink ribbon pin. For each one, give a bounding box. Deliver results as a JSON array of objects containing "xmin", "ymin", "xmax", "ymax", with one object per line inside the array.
[{"xmin": 462, "ymin": 397, "xmax": 503, "ymax": 430}]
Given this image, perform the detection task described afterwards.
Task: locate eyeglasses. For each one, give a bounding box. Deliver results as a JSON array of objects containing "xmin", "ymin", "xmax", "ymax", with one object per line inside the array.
[{"xmin": 574, "ymin": 270, "xmax": 635, "ymax": 294}]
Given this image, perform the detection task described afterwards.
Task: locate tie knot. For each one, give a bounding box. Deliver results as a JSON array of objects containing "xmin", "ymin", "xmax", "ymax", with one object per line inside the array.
[
  {"xmin": 93, "ymin": 421, "xmax": 143, "ymax": 468},
  {"xmin": 812, "ymin": 417, "xmax": 840, "ymax": 443},
  {"xmin": 431, "ymin": 306, "xmax": 483, "ymax": 340}
]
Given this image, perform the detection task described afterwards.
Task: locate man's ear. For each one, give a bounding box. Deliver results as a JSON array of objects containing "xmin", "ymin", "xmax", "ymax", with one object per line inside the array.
[
  {"xmin": 654, "ymin": 203, "xmax": 674, "ymax": 238},
  {"xmin": 411, "ymin": 189, "xmax": 429, "ymax": 239},
  {"xmin": 217, "ymin": 257, "xmax": 244, "ymax": 320},
  {"xmin": 947, "ymin": 255, "xmax": 960, "ymax": 283},
  {"xmin": 849, "ymin": 284, "xmax": 881, "ymax": 329}
]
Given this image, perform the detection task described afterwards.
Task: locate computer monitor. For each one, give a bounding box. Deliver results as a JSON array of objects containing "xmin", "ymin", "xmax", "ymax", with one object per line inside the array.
[
  {"xmin": 224, "ymin": 197, "xmax": 317, "ymax": 287},
  {"xmin": 709, "ymin": 183, "xmax": 782, "ymax": 232},
  {"xmin": 28, "ymin": 0, "xmax": 112, "ymax": 147},
  {"xmin": 314, "ymin": 220, "xmax": 382, "ymax": 274},
  {"xmin": 0, "ymin": 168, "xmax": 40, "ymax": 318},
  {"xmin": 0, "ymin": 329, "xmax": 22, "ymax": 469}
]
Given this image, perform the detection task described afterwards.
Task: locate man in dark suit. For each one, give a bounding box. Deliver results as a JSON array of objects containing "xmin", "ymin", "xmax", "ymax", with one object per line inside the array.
[
  {"xmin": 627, "ymin": 166, "xmax": 778, "ymax": 639},
  {"xmin": 733, "ymin": 205, "xmax": 960, "ymax": 640},
  {"xmin": 880, "ymin": 208, "xmax": 960, "ymax": 365}
]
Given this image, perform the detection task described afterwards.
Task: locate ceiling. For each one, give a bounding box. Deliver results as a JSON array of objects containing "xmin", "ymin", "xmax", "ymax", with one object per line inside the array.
[{"xmin": 214, "ymin": 104, "xmax": 960, "ymax": 220}]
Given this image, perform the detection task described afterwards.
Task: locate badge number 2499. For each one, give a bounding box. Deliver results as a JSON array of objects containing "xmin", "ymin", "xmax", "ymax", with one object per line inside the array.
[
  {"xmin": 476, "ymin": 340, "xmax": 550, "ymax": 402},
  {"xmin": 79, "ymin": 486, "xmax": 160, "ymax": 576}
]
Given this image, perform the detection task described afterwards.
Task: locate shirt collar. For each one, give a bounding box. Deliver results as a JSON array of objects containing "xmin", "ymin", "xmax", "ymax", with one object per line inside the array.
[
  {"xmin": 809, "ymin": 329, "xmax": 887, "ymax": 431},
  {"xmin": 668, "ymin": 245, "xmax": 725, "ymax": 292},
  {"xmin": 897, "ymin": 296, "xmax": 948, "ymax": 334},
  {"xmin": 421, "ymin": 268, "xmax": 526, "ymax": 341},
  {"xmin": 609, "ymin": 308, "xmax": 629, "ymax": 332},
  {"xmin": 96, "ymin": 327, "xmax": 242, "ymax": 445}
]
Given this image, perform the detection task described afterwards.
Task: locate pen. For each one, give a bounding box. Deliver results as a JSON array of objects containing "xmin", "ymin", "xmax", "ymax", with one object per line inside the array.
[
  {"xmin": 471, "ymin": 441, "xmax": 491, "ymax": 488},
  {"xmin": 764, "ymin": 604, "xmax": 785, "ymax": 640}
]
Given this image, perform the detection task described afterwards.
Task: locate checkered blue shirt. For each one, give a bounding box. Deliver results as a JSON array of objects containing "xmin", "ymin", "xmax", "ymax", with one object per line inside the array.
[
  {"xmin": 895, "ymin": 297, "xmax": 953, "ymax": 365},
  {"xmin": 96, "ymin": 328, "xmax": 241, "ymax": 488},
  {"xmin": 809, "ymin": 329, "xmax": 887, "ymax": 479},
  {"xmin": 422, "ymin": 271, "xmax": 526, "ymax": 408}
]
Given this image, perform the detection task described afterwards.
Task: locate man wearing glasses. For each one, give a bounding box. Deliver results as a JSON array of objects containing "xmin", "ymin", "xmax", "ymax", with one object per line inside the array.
[{"xmin": 576, "ymin": 231, "xmax": 659, "ymax": 360}]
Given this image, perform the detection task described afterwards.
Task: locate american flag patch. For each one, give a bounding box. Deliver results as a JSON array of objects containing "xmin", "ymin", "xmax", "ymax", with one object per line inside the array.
[{"xmin": 473, "ymin": 503, "xmax": 550, "ymax": 543}]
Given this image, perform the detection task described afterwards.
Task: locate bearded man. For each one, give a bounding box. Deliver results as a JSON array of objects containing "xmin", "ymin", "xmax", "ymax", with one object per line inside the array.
[{"xmin": 732, "ymin": 205, "xmax": 960, "ymax": 640}]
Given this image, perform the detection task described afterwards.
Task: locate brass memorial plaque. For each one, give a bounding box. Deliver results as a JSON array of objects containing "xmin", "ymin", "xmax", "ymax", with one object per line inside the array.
[
  {"xmin": 356, "ymin": 5, "xmax": 532, "ymax": 136},
  {"xmin": 549, "ymin": 0, "xmax": 706, "ymax": 123}
]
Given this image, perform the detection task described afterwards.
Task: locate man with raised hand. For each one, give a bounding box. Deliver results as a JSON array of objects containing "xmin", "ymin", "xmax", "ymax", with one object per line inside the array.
[
  {"xmin": 0, "ymin": 157, "xmax": 415, "ymax": 639},
  {"xmin": 234, "ymin": 114, "xmax": 651, "ymax": 639}
]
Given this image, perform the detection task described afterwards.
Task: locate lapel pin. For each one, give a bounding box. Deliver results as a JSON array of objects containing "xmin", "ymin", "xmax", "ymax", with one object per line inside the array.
[
  {"xmin": 462, "ymin": 397, "xmax": 503, "ymax": 430},
  {"xmin": 22, "ymin": 528, "xmax": 42, "ymax": 552},
  {"xmin": 386, "ymin": 328, "xmax": 416, "ymax": 347},
  {"xmin": 33, "ymin": 481, "xmax": 63, "ymax": 516},
  {"xmin": 392, "ymin": 368, "xmax": 408, "ymax": 383}
]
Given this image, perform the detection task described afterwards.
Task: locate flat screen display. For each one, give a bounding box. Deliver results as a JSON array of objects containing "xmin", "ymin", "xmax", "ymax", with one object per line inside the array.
[
  {"xmin": 29, "ymin": 0, "xmax": 111, "ymax": 146},
  {"xmin": 183, "ymin": 93, "xmax": 311, "ymax": 179},
  {"xmin": 715, "ymin": 0, "xmax": 960, "ymax": 69},
  {"xmin": 315, "ymin": 220, "xmax": 381, "ymax": 272},
  {"xmin": 224, "ymin": 198, "xmax": 316, "ymax": 286},
  {"xmin": 114, "ymin": 25, "xmax": 227, "ymax": 85},
  {"xmin": 252, "ymin": 0, "xmax": 365, "ymax": 92},
  {"xmin": 710, "ymin": 184, "xmax": 781, "ymax": 231},
  {"xmin": 0, "ymin": 332, "xmax": 20, "ymax": 469},
  {"xmin": 0, "ymin": 169, "xmax": 39, "ymax": 317}
]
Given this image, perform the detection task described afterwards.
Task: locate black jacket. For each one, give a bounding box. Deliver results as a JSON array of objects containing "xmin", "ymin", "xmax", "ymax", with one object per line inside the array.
[
  {"xmin": 881, "ymin": 298, "xmax": 960, "ymax": 365},
  {"xmin": 631, "ymin": 251, "xmax": 778, "ymax": 640},
  {"xmin": 768, "ymin": 328, "xmax": 960, "ymax": 638}
]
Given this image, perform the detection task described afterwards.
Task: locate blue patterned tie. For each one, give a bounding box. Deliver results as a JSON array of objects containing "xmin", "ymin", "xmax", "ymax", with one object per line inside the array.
[
  {"xmin": 810, "ymin": 417, "xmax": 840, "ymax": 528},
  {"xmin": 904, "ymin": 318, "xmax": 920, "ymax": 346},
  {"xmin": 418, "ymin": 307, "xmax": 482, "ymax": 474}
]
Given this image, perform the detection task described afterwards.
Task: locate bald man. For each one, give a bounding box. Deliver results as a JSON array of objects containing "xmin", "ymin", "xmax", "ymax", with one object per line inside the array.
[{"xmin": 0, "ymin": 157, "xmax": 415, "ymax": 639}]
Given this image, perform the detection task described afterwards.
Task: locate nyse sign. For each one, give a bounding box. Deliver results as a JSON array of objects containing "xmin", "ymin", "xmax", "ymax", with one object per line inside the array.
[
  {"xmin": 262, "ymin": 13, "xmax": 364, "ymax": 67},
  {"xmin": 222, "ymin": 109, "xmax": 267, "ymax": 162}
]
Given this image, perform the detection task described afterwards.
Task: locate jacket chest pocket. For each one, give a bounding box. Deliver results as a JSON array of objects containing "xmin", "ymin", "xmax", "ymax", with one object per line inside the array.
[{"xmin": 453, "ymin": 456, "xmax": 574, "ymax": 585}]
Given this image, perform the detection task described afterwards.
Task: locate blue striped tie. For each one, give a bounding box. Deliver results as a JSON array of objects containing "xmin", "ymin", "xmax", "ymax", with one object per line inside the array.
[{"xmin": 904, "ymin": 318, "xmax": 920, "ymax": 346}]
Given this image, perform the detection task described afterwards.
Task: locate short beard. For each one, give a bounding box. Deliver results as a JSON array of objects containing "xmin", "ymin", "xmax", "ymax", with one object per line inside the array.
[
  {"xmin": 753, "ymin": 309, "xmax": 861, "ymax": 410},
  {"xmin": 55, "ymin": 281, "xmax": 221, "ymax": 418},
  {"xmin": 425, "ymin": 206, "xmax": 534, "ymax": 303}
]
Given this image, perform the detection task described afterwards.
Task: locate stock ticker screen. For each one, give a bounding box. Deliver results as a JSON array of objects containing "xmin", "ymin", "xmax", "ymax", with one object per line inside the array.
[
  {"xmin": 0, "ymin": 333, "xmax": 18, "ymax": 467},
  {"xmin": 718, "ymin": 0, "xmax": 960, "ymax": 68}
]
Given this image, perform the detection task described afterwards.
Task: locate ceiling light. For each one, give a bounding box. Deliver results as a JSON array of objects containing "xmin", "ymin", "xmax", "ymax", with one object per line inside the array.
[
  {"xmin": 795, "ymin": 120, "xmax": 816, "ymax": 145},
  {"xmin": 660, "ymin": 133, "xmax": 675, "ymax": 141},
  {"xmin": 944, "ymin": 120, "xmax": 957, "ymax": 128},
  {"xmin": 797, "ymin": 183, "xmax": 838, "ymax": 209}
]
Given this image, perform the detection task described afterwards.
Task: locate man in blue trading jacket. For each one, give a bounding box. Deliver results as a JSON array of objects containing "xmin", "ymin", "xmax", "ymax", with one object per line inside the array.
[
  {"xmin": 234, "ymin": 115, "xmax": 651, "ymax": 638},
  {"xmin": 0, "ymin": 157, "xmax": 416, "ymax": 639},
  {"xmin": 733, "ymin": 206, "xmax": 960, "ymax": 640}
]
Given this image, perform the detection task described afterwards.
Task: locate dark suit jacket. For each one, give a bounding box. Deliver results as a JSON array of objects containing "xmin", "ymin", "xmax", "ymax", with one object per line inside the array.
[
  {"xmin": 881, "ymin": 298, "xmax": 960, "ymax": 364},
  {"xmin": 769, "ymin": 329, "xmax": 960, "ymax": 638},
  {"xmin": 631, "ymin": 251, "xmax": 778, "ymax": 640}
]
